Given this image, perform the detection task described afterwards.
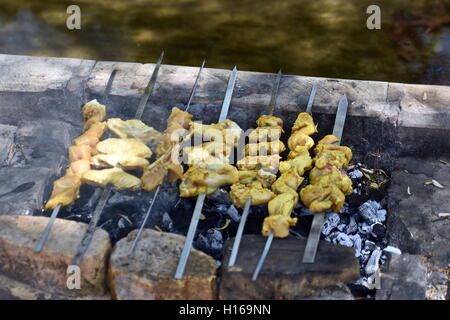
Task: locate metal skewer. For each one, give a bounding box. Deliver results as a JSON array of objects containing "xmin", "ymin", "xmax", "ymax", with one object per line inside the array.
[
  {"xmin": 174, "ymin": 66, "xmax": 238, "ymax": 279},
  {"xmin": 128, "ymin": 59, "xmax": 206, "ymax": 254},
  {"xmin": 35, "ymin": 69, "xmax": 119, "ymax": 253},
  {"xmin": 71, "ymin": 51, "xmax": 165, "ymax": 266},
  {"xmin": 251, "ymin": 80, "xmax": 319, "ymax": 280},
  {"xmin": 228, "ymin": 69, "xmax": 283, "ymax": 267},
  {"xmin": 302, "ymin": 93, "xmax": 348, "ymax": 263}
]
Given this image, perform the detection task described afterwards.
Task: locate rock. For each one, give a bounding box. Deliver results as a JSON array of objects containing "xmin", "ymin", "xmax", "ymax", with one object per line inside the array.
[
  {"xmin": 108, "ymin": 229, "xmax": 217, "ymax": 300},
  {"xmin": 0, "ymin": 167, "xmax": 51, "ymax": 216},
  {"xmin": 0, "ymin": 273, "xmax": 111, "ymax": 300},
  {"xmin": 303, "ymin": 283, "xmax": 354, "ymax": 300},
  {"xmin": 0, "ymin": 124, "xmax": 17, "ymax": 165},
  {"xmin": 0, "ymin": 216, "xmax": 111, "ymax": 296},
  {"xmin": 376, "ymin": 254, "xmax": 427, "ymax": 300},
  {"xmin": 219, "ymin": 235, "xmax": 360, "ymax": 300}
]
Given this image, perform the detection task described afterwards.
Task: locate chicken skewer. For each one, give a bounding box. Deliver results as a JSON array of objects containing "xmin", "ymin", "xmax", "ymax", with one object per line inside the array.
[
  {"xmin": 252, "ymin": 82, "xmax": 319, "ymax": 280},
  {"xmin": 174, "ymin": 66, "xmax": 238, "ymax": 279},
  {"xmin": 302, "ymin": 94, "xmax": 349, "ymax": 263},
  {"xmin": 71, "ymin": 52, "xmax": 164, "ymax": 266},
  {"xmin": 227, "ymin": 70, "xmax": 284, "ymax": 267},
  {"xmin": 34, "ymin": 70, "xmax": 118, "ymax": 253},
  {"xmin": 128, "ymin": 59, "xmax": 206, "ymax": 253}
]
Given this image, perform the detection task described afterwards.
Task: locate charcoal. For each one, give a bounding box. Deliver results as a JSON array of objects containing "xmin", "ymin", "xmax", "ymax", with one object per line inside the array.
[
  {"xmin": 207, "ymin": 188, "xmax": 231, "ymax": 205},
  {"xmin": 226, "ymin": 205, "xmax": 240, "ymax": 222},
  {"xmin": 376, "ymin": 209, "xmax": 387, "ymax": 222},
  {"xmin": 358, "ymin": 200, "xmax": 381, "ymax": 224},
  {"xmin": 358, "ymin": 221, "xmax": 372, "ymax": 235},
  {"xmin": 371, "ymin": 222, "xmax": 386, "ymax": 240},
  {"xmin": 364, "ymin": 240, "xmax": 376, "ymax": 252},
  {"xmin": 337, "ymin": 223, "xmax": 347, "ymax": 232},
  {"xmin": 161, "ymin": 212, "xmax": 173, "ymax": 231},
  {"xmin": 365, "ymin": 247, "xmax": 382, "ymax": 275},
  {"xmin": 339, "ymin": 202, "xmax": 350, "ymax": 214},
  {"xmin": 346, "ymin": 216, "xmax": 358, "ymax": 234},
  {"xmin": 349, "ymin": 234, "xmax": 362, "ymax": 257},
  {"xmin": 348, "ymin": 169, "xmax": 363, "ymax": 179},
  {"xmin": 321, "ymin": 213, "xmax": 340, "ymax": 236},
  {"xmin": 328, "ymin": 232, "xmax": 353, "ymax": 247},
  {"xmin": 195, "ymin": 228, "xmax": 223, "ymax": 259},
  {"xmin": 383, "ymin": 246, "xmax": 402, "ymax": 255}
]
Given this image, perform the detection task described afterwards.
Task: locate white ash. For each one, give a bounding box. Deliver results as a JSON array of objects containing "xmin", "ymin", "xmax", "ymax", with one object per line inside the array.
[
  {"xmin": 348, "ymin": 169, "xmax": 363, "ymax": 179},
  {"xmin": 320, "ymin": 199, "xmax": 393, "ymax": 291},
  {"xmin": 227, "ymin": 205, "xmax": 241, "ymax": 222},
  {"xmin": 161, "ymin": 212, "xmax": 173, "ymax": 231},
  {"xmin": 195, "ymin": 228, "xmax": 224, "ymax": 256}
]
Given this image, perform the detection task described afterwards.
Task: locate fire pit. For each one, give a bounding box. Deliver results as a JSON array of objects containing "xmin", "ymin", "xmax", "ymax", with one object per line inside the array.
[{"xmin": 0, "ymin": 54, "xmax": 449, "ymax": 300}]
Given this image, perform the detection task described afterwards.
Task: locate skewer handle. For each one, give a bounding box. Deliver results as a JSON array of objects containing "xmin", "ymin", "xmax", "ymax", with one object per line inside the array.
[
  {"xmin": 252, "ymin": 231, "xmax": 274, "ymax": 280},
  {"xmin": 228, "ymin": 197, "xmax": 252, "ymax": 267},
  {"xmin": 34, "ymin": 204, "xmax": 61, "ymax": 252},
  {"xmin": 174, "ymin": 192, "xmax": 206, "ymax": 279}
]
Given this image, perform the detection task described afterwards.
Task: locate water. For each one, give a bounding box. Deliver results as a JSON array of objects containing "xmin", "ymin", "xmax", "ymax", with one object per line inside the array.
[{"xmin": 0, "ymin": 1, "xmax": 449, "ymax": 83}]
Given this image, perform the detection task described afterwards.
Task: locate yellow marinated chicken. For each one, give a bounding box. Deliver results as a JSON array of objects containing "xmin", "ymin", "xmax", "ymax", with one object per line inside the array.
[
  {"xmin": 67, "ymin": 160, "xmax": 91, "ymax": 178},
  {"xmin": 82, "ymin": 99, "xmax": 106, "ymax": 131},
  {"xmin": 91, "ymin": 154, "xmax": 149, "ymax": 170},
  {"xmin": 248, "ymin": 126, "xmax": 283, "ymax": 143},
  {"xmin": 140, "ymin": 153, "xmax": 184, "ymax": 191},
  {"xmin": 183, "ymin": 141, "xmax": 233, "ymax": 166},
  {"xmin": 263, "ymin": 112, "xmax": 318, "ymax": 238},
  {"xmin": 190, "ymin": 119, "xmax": 243, "ymax": 147},
  {"xmin": 314, "ymin": 144, "xmax": 352, "ymax": 169},
  {"xmin": 95, "ymin": 138, "xmax": 152, "ymax": 159},
  {"xmin": 300, "ymin": 184, "xmax": 345, "ymax": 212},
  {"xmin": 44, "ymin": 175, "xmax": 82, "ymax": 210},
  {"xmin": 107, "ymin": 118, "xmax": 162, "ymax": 145},
  {"xmin": 237, "ymin": 154, "xmax": 281, "ymax": 172},
  {"xmin": 68, "ymin": 145, "xmax": 92, "ymax": 162},
  {"xmin": 179, "ymin": 164, "xmax": 239, "ymax": 197},
  {"xmin": 230, "ymin": 181, "xmax": 276, "ymax": 208},
  {"xmin": 262, "ymin": 192, "xmax": 298, "ymax": 238},
  {"xmin": 155, "ymin": 107, "xmax": 193, "ymax": 156},
  {"xmin": 256, "ymin": 115, "xmax": 284, "ymax": 128},
  {"xmin": 82, "ymin": 167, "xmax": 141, "ymax": 191},
  {"xmin": 309, "ymin": 166, "xmax": 352, "ymax": 195},
  {"xmin": 245, "ymin": 140, "xmax": 286, "ymax": 156}
]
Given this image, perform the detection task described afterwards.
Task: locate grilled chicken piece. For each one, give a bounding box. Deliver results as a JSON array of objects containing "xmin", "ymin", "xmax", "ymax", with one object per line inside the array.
[
  {"xmin": 291, "ymin": 112, "xmax": 317, "ymax": 136},
  {"xmin": 183, "ymin": 141, "xmax": 232, "ymax": 166},
  {"xmin": 262, "ymin": 192, "xmax": 298, "ymax": 238},
  {"xmin": 73, "ymin": 134, "xmax": 99, "ymax": 149},
  {"xmin": 314, "ymin": 144, "xmax": 352, "ymax": 169},
  {"xmin": 279, "ymin": 151, "xmax": 313, "ymax": 177},
  {"xmin": 287, "ymin": 130, "xmax": 315, "ymax": 151},
  {"xmin": 237, "ymin": 154, "xmax": 281, "ymax": 172},
  {"xmin": 82, "ymin": 99, "xmax": 106, "ymax": 131},
  {"xmin": 141, "ymin": 153, "xmax": 184, "ymax": 191},
  {"xmin": 309, "ymin": 166, "xmax": 352, "ymax": 195},
  {"xmin": 91, "ymin": 154, "xmax": 149, "ymax": 170},
  {"xmin": 256, "ymin": 115, "xmax": 283, "ymax": 128},
  {"xmin": 190, "ymin": 119, "xmax": 243, "ymax": 147},
  {"xmin": 72, "ymin": 122, "xmax": 106, "ymax": 148},
  {"xmin": 317, "ymin": 134, "xmax": 340, "ymax": 145},
  {"xmin": 155, "ymin": 107, "xmax": 193, "ymax": 156},
  {"xmin": 271, "ymin": 168, "xmax": 303, "ymax": 196},
  {"xmin": 107, "ymin": 118, "xmax": 162, "ymax": 145},
  {"xmin": 68, "ymin": 159, "xmax": 91, "ymax": 177},
  {"xmin": 245, "ymin": 140, "xmax": 286, "ymax": 156},
  {"xmin": 300, "ymin": 184, "xmax": 345, "ymax": 213},
  {"xmin": 95, "ymin": 138, "xmax": 152, "ymax": 159},
  {"xmin": 82, "ymin": 167, "xmax": 141, "ymax": 191},
  {"xmin": 69, "ymin": 145, "xmax": 92, "ymax": 162},
  {"xmin": 230, "ymin": 181, "xmax": 276, "ymax": 208},
  {"xmin": 179, "ymin": 164, "xmax": 239, "ymax": 197},
  {"xmin": 44, "ymin": 175, "xmax": 82, "ymax": 210},
  {"xmin": 248, "ymin": 126, "xmax": 283, "ymax": 143}
]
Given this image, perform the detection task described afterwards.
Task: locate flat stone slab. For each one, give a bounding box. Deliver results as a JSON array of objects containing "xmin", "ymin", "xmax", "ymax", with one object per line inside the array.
[
  {"xmin": 0, "ymin": 216, "xmax": 111, "ymax": 296},
  {"xmin": 0, "ymin": 124, "xmax": 17, "ymax": 165},
  {"xmin": 377, "ymin": 254, "xmax": 427, "ymax": 300},
  {"xmin": 109, "ymin": 229, "xmax": 217, "ymax": 300},
  {"xmin": 219, "ymin": 235, "xmax": 360, "ymax": 299},
  {"xmin": 386, "ymin": 156, "xmax": 450, "ymax": 300}
]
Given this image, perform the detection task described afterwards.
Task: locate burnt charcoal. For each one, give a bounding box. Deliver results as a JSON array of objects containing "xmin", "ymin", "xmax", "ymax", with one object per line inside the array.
[
  {"xmin": 364, "ymin": 240, "xmax": 377, "ymax": 252},
  {"xmin": 347, "ymin": 282, "xmax": 376, "ymax": 299},
  {"xmin": 346, "ymin": 216, "xmax": 358, "ymax": 234},
  {"xmin": 207, "ymin": 188, "xmax": 231, "ymax": 205},
  {"xmin": 376, "ymin": 209, "xmax": 387, "ymax": 222},
  {"xmin": 161, "ymin": 212, "xmax": 174, "ymax": 232},
  {"xmin": 348, "ymin": 169, "xmax": 363, "ymax": 179},
  {"xmin": 321, "ymin": 212, "xmax": 340, "ymax": 236},
  {"xmin": 194, "ymin": 228, "xmax": 224, "ymax": 260},
  {"xmin": 365, "ymin": 247, "xmax": 382, "ymax": 276},
  {"xmin": 358, "ymin": 221, "xmax": 372, "ymax": 235},
  {"xmin": 349, "ymin": 234, "xmax": 363, "ymax": 258},
  {"xmin": 358, "ymin": 200, "xmax": 381, "ymax": 224},
  {"xmin": 337, "ymin": 223, "xmax": 347, "ymax": 232},
  {"xmin": 371, "ymin": 222, "xmax": 387, "ymax": 240},
  {"xmin": 226, "ymin": 204, "xmax": 240, "ymax": 222},
  {"xmin": 328, "ymin": 232, "xmax": 353, "ymax": 247}
]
